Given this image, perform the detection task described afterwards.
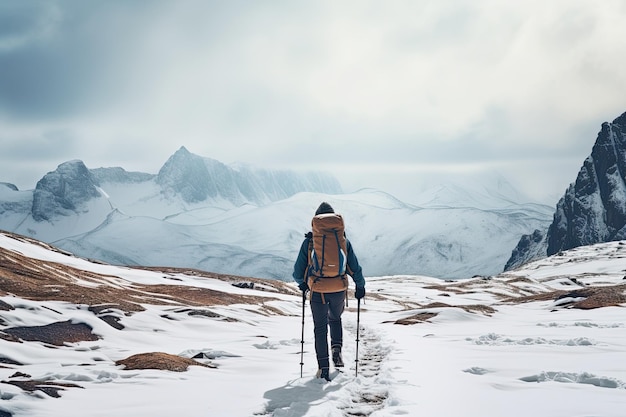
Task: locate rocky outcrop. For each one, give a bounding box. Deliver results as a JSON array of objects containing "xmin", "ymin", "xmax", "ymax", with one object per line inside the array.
[
  {"xmin": 506, "ymin": 111, "xmax": 626, "ymax": 270},
  {"xmin": 547, "ymin": 112, "xmax": 626, "ymax": 254},
  {"xmin": 504, "ymin": 229, "xmax": 547, "ymax": 271},
  {"xmin": 32, "ymin": 160, "xmax": 102, "ymax": 221},
  {"xmin": 115, "ymin": 352, "xmax": 215, "ymax": 372}
]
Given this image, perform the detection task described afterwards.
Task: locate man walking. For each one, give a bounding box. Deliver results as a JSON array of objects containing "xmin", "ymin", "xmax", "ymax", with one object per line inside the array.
[{"xmin": 293, "ymin": 202, "xmax": 366, "ymax": 381}]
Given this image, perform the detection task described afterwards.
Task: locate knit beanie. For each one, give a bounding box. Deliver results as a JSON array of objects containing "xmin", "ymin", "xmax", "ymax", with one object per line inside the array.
[{"xmin": 315, "ymin": 202, "xmax": 334, "ymax": 215}]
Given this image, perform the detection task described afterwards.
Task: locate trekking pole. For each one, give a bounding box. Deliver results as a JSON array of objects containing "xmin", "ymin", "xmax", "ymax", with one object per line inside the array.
[
  {"xmin": 300, "ymin": 291, "xmax": 306, "ymax": 378},
  {"xmin": 355, "ymin": 298, "xmax": 361, "ymax": 377}
]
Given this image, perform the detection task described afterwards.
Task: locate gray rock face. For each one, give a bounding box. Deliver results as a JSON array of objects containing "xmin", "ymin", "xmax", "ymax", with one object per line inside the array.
[
  {"xmin": 32, "ymin": 160, "xmax": 102, "ymax": 221},
  {"xmin": 505, "ymin": 111, "xmax": 626, "ymax": 270},
  {"xmin": 504, "ymin": 229, "xmax": 547, "ymax": 271},
  {"xmin": 547, "ymin": 112, "xmax": 626, "ymax": 254},
  {"xmin": 91, "ymin": 167, "xmax": 155, "ymax": 184},
  {"xmin": 156, "ymin": 146, "xmax": 342, "ymax": 205}
]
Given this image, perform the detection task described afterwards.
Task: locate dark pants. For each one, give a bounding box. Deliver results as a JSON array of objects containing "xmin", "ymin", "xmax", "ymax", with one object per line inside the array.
[{"xmin": 310, "ymin": 291, "xmax": 345, "ymax": 370}]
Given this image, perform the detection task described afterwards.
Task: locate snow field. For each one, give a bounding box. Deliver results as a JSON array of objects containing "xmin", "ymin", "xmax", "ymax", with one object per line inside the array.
[{"xmin": 1, "ymin": 236, "xmax": 626, "ymax": 416}]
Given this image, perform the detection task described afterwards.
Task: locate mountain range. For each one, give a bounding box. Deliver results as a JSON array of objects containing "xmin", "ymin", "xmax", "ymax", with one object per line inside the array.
[
  {"xmin": 506, "ymin": 111, "xmax": 626, "ymax": 270},
  {"xmin": 0, "ymin": 146, "xmax": 553, "ymax": 280}
]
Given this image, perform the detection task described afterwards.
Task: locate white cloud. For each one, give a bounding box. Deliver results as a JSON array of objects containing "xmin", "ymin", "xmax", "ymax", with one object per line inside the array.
[{"xmin": 0, "ymin": 0, "xmax": 625, "ymax": 202}]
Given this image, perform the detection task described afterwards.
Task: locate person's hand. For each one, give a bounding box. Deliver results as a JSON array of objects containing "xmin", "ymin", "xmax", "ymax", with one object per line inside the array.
[
  {"xmin": 298, "ymin": 281, "xmax": 309, "ymax": 293},
  {"xmin": 355, "ymin": 286, "xmax": 365, "ymax": 300}
]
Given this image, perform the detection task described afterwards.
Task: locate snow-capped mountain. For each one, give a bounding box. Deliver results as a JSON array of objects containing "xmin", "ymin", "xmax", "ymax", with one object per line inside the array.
[
  {"xmin": 0, "ymin": 146, "xmax": 342, "ymax": 241},
  {"xmin": 155, "ymin": 147, "xmax": 341, "ymax": 205},
  {"xmin": 0, "ymin": 148, "xmax": 552, "ymax": 279},
  {"xmin": 52, "ymin": 187, "xmax": 551, "ymax": 280},
  {"xmin": 506, "ymin": 111, "xmax": 626, "ymax": 270}
]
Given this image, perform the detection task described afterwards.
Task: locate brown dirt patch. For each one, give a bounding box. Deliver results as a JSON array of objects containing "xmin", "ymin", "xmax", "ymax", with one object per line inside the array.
[
  {"xmin": 501, "ymin": 284, "xmax": 626, "ymax": 310},
  {"xmin": 556, "ymin": 285, "xmax": 626, "ymax": 309},
  {"xmin": 115, "ymin": 352, "xmax": 215, "ymax": 372},
  {"xmin": 393, "ymin": 302, "xmax": 496, "ymax": 325},
  {"xmin": 505, "ymin": 276, "xmax": 537, "ymax": 285},
  {"xmin": 422, "ymin": 302, "xmax": 496, "ymax": 316},
  {"xmin": 394, "ymin": 312, "xmax": 437, "ymax": 325},
  {"xmin": 423, "ymin": 283, "xmax": 466, "ymax": 294}
]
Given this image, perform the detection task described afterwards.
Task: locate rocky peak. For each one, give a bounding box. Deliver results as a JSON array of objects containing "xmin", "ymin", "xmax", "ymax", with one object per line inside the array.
[
  {"xmin": 547, "ymin": 111, "xmax": 626, "ymax": 255},
  {"xmin": 156, "ymin": 146, "xmax": 216, "ymax": 203},
  {"xmin": 32, "ymin": 160, "xmax": 102, "ymax": 222},
  {"xmin": 505, "ymin": 111, "xmax": 626, "ymax": 270},
  {"xmin": 155, "ymin": 146, "xmax": 342, "ymax": 206}
]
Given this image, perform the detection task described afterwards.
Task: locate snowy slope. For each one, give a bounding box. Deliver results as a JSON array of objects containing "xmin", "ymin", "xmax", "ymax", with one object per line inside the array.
[
  {"xmin": 0, "ymin": 153, "xmax": 553, "ymax": 280},
  {"xmin": 53, "ymin": 189, "xmax": 552, "ymax": 280},
  {"xmin": 0, "ymin": 232, "xmax": 625, "ymax": 417}
]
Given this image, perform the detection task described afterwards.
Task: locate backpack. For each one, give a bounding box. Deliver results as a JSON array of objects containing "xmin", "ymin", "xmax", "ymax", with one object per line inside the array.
[{"xmin": 307, "ymin": 213, "xmax": 349, "ymax": 293}]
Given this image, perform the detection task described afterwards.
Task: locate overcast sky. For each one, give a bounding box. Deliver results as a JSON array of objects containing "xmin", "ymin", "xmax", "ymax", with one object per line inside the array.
[{"xmin": 1, "ymin": 1, "xmax": 625, "ymax": 205}]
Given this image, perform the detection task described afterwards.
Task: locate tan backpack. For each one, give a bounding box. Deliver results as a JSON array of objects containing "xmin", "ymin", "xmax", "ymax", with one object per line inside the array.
[{"xmin": 307, "ymin": 213, "xmax": 349, "ymax": 293}]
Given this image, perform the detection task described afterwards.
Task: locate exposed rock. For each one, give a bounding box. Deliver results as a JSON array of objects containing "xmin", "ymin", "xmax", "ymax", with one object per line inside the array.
[
  {"xmin": 88, "ymin": 305, "xmax": 125, "ymax": 330},
  {"xmin": 90, "ymin": 167, "xmax": 154, "ymax": 184},
  {"xmin": 501, "ymin": 283, "xmax": 626, "ymax": 309},
  {"xmin": 548, "ymin": 113, "xmax": 626, "ymax": 254},
  {"xmin": 156, "ymin": 147, "xmax": 214, "ymax": 203},
  {"xmin": 156, "ymin": 146, "xmax": 341, "ymax": 205},
  {"xmin": 0, "ymin": 356, "xmax": 22, "ymax": 366},
  {"xmin": 3, "ymin": 321, "xmax": 99, "ymax": 346},
  {"xmin": 115, "ymin": 352, "xmax": 215, "ymax": 372},
  {"xmin": 32, "ymin": 160, "xmax": 102, "ymax": 221},
  {"xmin": 506, "ymin": 111, "xmax": 626, "ymax": 269},
  {"xmin": 1, "ymin": 379, "xmax": 83, "ymax": 398},
  {"xmin": 555, "ymin": 285, "xmax": 626, "ymax": 309},
  {"xmin": 393, "ymin": 302, "xmax": 496, "ymax": 325},
  {"xmin": 8, "ymin": 372, "xmax": 30, "ymax": 379},
  {"xmin": 394, "ymin": 312, "xmax": 437, "ymax": 325},
  {"xmin": 505, "ymin": 229, "xmax": 547, "ymax": 271}
]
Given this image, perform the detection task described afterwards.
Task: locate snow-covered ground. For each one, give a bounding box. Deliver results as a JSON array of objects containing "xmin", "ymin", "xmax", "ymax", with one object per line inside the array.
[{"xmin": 0, "ymin": 232, "xmax": 625, "ymax": 416}]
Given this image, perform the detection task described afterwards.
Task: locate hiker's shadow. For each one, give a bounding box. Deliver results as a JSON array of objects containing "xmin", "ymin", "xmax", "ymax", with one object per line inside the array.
[{"xmin": 262, "ymin": 375, "xmax": 342, "ymax": 417}]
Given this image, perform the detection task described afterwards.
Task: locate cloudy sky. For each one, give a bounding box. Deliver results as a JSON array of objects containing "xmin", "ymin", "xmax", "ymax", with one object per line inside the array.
[{"xmin": 1, "ymin": 1, "xmax": 625, "ymax": 204}]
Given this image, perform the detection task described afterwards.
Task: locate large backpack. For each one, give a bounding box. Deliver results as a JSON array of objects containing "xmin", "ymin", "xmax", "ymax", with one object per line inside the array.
[{"xmin": 307, "ymin": 213, "xmax": 349, "ymax": 293}]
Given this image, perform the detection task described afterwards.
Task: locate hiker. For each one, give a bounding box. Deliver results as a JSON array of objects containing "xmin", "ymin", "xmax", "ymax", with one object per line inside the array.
[{"xmin": 292, "ymin": 202, "xmax": 366, "ymax": 381}]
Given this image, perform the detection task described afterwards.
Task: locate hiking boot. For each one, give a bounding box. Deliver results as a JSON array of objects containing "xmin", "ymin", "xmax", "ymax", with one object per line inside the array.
[
  {"xmin": 332, "ymin": 347, "xmax": 344, "ymax": 368},
  {"xmin": 316, "ymin": 368, "xmax": 331, "ymax": 381}
]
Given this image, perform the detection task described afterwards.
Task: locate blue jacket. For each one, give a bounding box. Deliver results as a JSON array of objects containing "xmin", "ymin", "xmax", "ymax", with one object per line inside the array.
[{"xmin": 292, "ymin": 232, "xmax": 365, "ymax": 289}]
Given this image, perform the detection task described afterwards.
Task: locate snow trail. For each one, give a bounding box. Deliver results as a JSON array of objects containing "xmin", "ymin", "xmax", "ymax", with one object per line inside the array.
[
  {"xmin": 339, "ymin": 323, "xmax": 392, "ymax": 416},
  {"xmin": 259, "ymin": 316, "xmax": 395, "ymax": 417}
]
